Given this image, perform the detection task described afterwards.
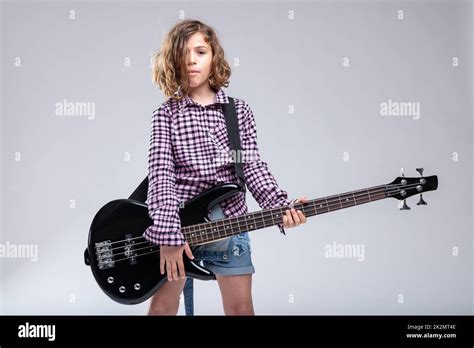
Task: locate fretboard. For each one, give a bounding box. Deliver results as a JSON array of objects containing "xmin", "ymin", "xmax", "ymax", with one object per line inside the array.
[{"xmin": 184, "ymin": 184, "xmax": 388, "ymax": 246}]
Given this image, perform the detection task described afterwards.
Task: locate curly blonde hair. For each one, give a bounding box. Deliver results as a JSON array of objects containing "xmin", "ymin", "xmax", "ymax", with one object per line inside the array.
[{"xmin": 151, "ymin": 19, "xmax": 231, "ymax": 101}]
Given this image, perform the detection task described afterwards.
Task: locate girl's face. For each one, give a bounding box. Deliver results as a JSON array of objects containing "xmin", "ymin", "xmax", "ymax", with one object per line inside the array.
[{"xmin": 185, "ymin": 32, "xmax": 213, "ymax": 90}]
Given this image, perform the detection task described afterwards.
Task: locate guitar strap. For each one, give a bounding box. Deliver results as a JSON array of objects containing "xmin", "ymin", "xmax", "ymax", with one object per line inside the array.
[
  {"xmin": 130, "ymin": 95, "xmax": 246, "ymax": 316},
  {"xmin": 221, "ymin": 97, "xmax": 247, "ymax": 192}
]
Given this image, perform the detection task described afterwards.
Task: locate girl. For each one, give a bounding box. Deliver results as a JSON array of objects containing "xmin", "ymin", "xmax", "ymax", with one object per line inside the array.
[{"xmin": 144, "ymin": 19, "xmax": 308, "ymax": 316}]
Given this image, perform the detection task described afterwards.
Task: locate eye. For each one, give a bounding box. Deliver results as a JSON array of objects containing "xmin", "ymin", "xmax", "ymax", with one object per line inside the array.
[{"xmin": 198, "ymin": 51, "xmax": 206, "ymax": 55}]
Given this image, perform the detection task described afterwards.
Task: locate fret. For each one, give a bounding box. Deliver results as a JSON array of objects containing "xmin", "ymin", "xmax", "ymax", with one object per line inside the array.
[
  {"xmin": 187, "ymin": 226, "xmax": 194, "ymax": 243},
  {"xmin": 184, "ymin": 226, "xmax": 191, "ymax": 245},
  {"xmin": 214, "ymin": 219, "xmax": 222, "ymax": 240},
  {"xmin": 226, "ymin": 216, "xmax": 236, "ymax": 237},
  {"xmin": 259, "ymin": 210, "xmax": 265, "ymax": 229},
  {"xmin": 340, "ymin": 192, "xmax": 355, "ymax": 208},
  {"xmin": 250, "ymin": 212, "xmax": 257, "ymax": 231},
  {"xmin": 358, "ymin": 189, "xmax": 370, "ymax": 204},
  {"xmin": 235, "ymin": 214, "xmax": 242, "ymax": 235},
  {"xmin": 314, "ymin": 199, "xmax": 327, "ymax": 213},
  {"xmin": 275, "ymin": 209, "xmax": 283, "ymax": 227},
  {"xmin": 370, "ymin": 188, "xmax": 382, "ymax": 200},
  {"xmin": 194, "ymin": 225, "xmax": 199, "ymax": 245},
  {"xmin": 220, "ymin": 218, "xmax": 227, "ymax": 238},
  {"xmin": 356, "ymin": 191, "xmax": 369, "ymax": 204},
  {"xmin": 240, "ymin": 214, "xmax": 247, "ymax": 232},
  {"xmin": 207, "ymin": 221, "xmax": 215, "ymax": 241},
  {"xmin": 191, "ymin": 224, "xmax": 199, "ymax": 244},
  {"xmin": 200, "ymin": 224, "xmax": 207, "ymax": 244},
  {"xmin": 196, "ymin": 224, "xmax": 204, "ymax": 244},
  {"xmin": 189, "ymin": 184, "xmax": 389, "ymax": 245},
  {"xmin": 244, "ymin": 213, "xmax": 256, "ymax": 232},
  {"xmin": 260, "ymin": 211, "xmax": 267, "ymax": 228},
  {"xmin": 228, "ymin": 216, "xmax": 241, "ymax": 237},
  {"xmin": 254, "ymin": 211, "xmax": 260, "ymax": 230},
  {"xmin": 200, "ymin": 223, "xmax": 207, "ymax": 242},
  {"xmin": 252, "ymin": 212, "xmax": 259, "ymax": 230}
]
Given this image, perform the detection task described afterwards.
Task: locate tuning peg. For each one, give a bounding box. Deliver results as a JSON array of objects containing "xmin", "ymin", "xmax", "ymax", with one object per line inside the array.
[
  {"xmin": 417, "ymin": 194, "xmax": 427, "ymax": 205},
  {"xmin": 416, "ymin": 167, "xmax": 424, "ymax": 177},
  {"xmin": 399, "ymin": 199, "xmax": 411, "ymax": 210},
  {"xmin": 400, "ymin": 167, "xmax": 405, "ymax": 177}
]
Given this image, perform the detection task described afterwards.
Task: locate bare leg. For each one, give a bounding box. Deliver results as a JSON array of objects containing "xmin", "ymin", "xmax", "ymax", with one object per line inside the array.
[
  {"xmin": 148, "ymin": 277, "xmax": 186, "ymax": 315},
  {"xmin": 216, "ymin": 274, "xmax": 254, "ymax": 315}
]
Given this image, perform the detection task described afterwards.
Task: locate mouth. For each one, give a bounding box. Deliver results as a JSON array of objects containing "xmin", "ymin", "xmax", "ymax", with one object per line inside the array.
[{"xmin": 188, "ymin": 71, "xmax": 200, "ymax": 74}]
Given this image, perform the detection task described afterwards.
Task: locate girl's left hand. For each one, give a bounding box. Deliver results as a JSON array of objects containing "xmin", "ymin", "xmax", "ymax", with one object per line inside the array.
[{"xmin": 282, "ymin": 196, "xmax": 309, "ymax": 229}]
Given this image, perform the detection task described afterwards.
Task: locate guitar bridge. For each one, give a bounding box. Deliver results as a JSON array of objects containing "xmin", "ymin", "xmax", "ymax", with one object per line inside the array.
[
  {"xmin": 95, "ymin": 240, "xmax": 115, "ymax": 269},
  {"xmin": 124, "ymin": 234, "xmax": 137, "ymax": 265}
]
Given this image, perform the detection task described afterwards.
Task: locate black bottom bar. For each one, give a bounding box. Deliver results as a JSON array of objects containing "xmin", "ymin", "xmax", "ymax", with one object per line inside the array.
[{"xmin": 0, "ymin": 315, "xmax": 472, "ymax": 346}]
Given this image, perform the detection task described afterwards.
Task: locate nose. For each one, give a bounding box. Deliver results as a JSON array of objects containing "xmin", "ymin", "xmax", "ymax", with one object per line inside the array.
[{"xmin": 188, "ymin": 51, "xmax": 197, "ymax": 64}]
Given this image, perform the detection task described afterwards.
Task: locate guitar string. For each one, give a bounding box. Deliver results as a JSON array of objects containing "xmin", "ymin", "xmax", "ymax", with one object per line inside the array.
[
  {"xmin": 104, "ymin": 182, "xmax": 392, "ymax": 247},
  {"xmin": 97, "ymin": 182, "xmax": 424, "ymax": 258},
  {"xmin": 99, "ymin": 184, "xmax": 387, "ymax": 253},
  {"xmin": 96, "ymin": 183, "xmax": 425, "ymax": 264},
  {"xmin": 103, "ymin": 180, "xmax": 423, "ymax": 247},
  {"xmin": 98, "ymin": 183, "xmax": 394, "ymax": 253}
]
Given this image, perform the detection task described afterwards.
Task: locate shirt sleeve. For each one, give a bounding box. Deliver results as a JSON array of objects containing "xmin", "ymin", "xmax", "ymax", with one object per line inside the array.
[
  {"xmin": 142, "ymin": 105, "xmax": 186, "ymax": 246},
  {"xmin": 240, "ymin": 100, "xmax": 292, "ymax": 235}
]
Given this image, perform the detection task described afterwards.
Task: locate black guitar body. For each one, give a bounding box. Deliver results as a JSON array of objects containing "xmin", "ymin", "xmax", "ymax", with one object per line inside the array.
[{"xmin": 84, "ymin": 182, "xmax": 243, "ymax": 305}]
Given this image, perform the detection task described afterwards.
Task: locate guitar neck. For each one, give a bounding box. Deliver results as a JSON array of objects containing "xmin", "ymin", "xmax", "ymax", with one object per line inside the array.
[{"xmin": 184, "ymin": 183, "xmax": 388, "ymax": 246}]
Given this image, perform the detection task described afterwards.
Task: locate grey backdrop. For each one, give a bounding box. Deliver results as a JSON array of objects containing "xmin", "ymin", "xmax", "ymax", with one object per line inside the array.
[{"xmin": 0, "ymin": 0, "xmax": 472, "ymax": 315}]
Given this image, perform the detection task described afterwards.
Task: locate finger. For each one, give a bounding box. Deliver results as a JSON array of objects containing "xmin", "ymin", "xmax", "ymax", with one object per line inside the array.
[
  {"xmin": 184, "ymin": 243, "xmax": 194, "ymax": 260},
  {"xmin": 297, "ymin": 210, "xmax": 306, "ymax": 223},
  {"xmin": 286, "ymin": 209, "xmax": 294, "ymax": 227},
  {"xmin": 296, "ymin": 196, "xmax": 309, "ymax": 204},
  {"xmin": 160, "ymin": 257, "xmax": 165, "ymax": 275},
  {"xmin": 166, "ymin": 260, "xmax": 173, "ymax": 281},
  {"xmin": 178, "ymin": 259, "xmax": 186, "ymax": 279},
  {"xmin": 291, "ymin": 208, "xmax": 301, "ymax": 225},
  {"xmin": 171, "ymin": 260, "xmax": 179, "ymax": 281},
  {"xmin": 284, "ymin": 213, "xmax": 291, "ymax": 228}
]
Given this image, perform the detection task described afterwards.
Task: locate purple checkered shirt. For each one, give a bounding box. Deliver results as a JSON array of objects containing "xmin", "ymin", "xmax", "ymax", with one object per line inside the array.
[{"xmin": 143, "ymin": 87, "xmax": 291, "ymax": 246}]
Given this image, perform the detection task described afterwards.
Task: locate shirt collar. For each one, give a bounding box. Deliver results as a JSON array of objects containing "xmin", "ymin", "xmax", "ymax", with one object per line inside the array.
[{"xmin": 176, "ymin": 87, "xmax": 229, "ymax": 111}]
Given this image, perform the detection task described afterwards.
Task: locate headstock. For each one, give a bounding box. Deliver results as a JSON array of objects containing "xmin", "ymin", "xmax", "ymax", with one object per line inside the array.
[{"xmin": 385, "ymin": 168, "xmax": 438, "ymax": 210}]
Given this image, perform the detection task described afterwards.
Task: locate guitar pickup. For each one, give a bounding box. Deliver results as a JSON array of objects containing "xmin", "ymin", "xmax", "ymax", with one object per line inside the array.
[
  {"xmin": 95, "ymin": 240, "xmax": 115, "ymax": 269},
  {"xmin": 124, "ymin": 234, "xmax": 137, "ymax": 265}
]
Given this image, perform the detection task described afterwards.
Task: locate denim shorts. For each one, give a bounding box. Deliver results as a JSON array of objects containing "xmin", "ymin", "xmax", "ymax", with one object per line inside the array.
[{"xmin": 190, "ymin": 203, "xmax": 255, "ymax": 276}]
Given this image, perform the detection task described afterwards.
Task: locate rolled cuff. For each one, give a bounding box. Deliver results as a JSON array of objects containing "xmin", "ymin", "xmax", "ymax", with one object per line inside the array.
[{"xmin": 143, "ymin": 225, "xmax": 186, "ymax": 246}]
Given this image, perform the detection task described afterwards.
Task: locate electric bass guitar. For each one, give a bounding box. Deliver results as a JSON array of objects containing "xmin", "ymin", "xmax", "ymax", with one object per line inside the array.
[{"xmin": 84, "ymin": 168, "xmax": 438, "ymax": 304}]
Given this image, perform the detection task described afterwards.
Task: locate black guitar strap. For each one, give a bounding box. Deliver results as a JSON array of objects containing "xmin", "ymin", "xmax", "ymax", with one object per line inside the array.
[
  {"xmin": 221, "ymin": 97, "xmax": 247, "ymax": 192},
  {"xmin": 130, "ymin": 95, "xmax": 246, "ymax": 316}
]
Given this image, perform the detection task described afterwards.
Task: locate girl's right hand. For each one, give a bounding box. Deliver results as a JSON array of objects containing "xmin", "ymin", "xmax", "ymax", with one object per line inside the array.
[{"xmin": 160, "ymin": 243, "xmax": 194, "ymax": 281}]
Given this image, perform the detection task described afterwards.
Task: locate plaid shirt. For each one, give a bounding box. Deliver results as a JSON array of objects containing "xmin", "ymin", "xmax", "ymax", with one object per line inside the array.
[{"xmin": 143, "ymin": 87, "xmax": 291, "ymax": 246}]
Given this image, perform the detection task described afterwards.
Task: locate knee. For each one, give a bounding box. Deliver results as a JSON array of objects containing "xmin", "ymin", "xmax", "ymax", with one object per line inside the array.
[
  {"xmin": 225, "ymin": 302, "xmax": 254, "ymax": 316},
  {"xmin": 148, "ymin": 299, "xmax": 179, "ymax": 316}
]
